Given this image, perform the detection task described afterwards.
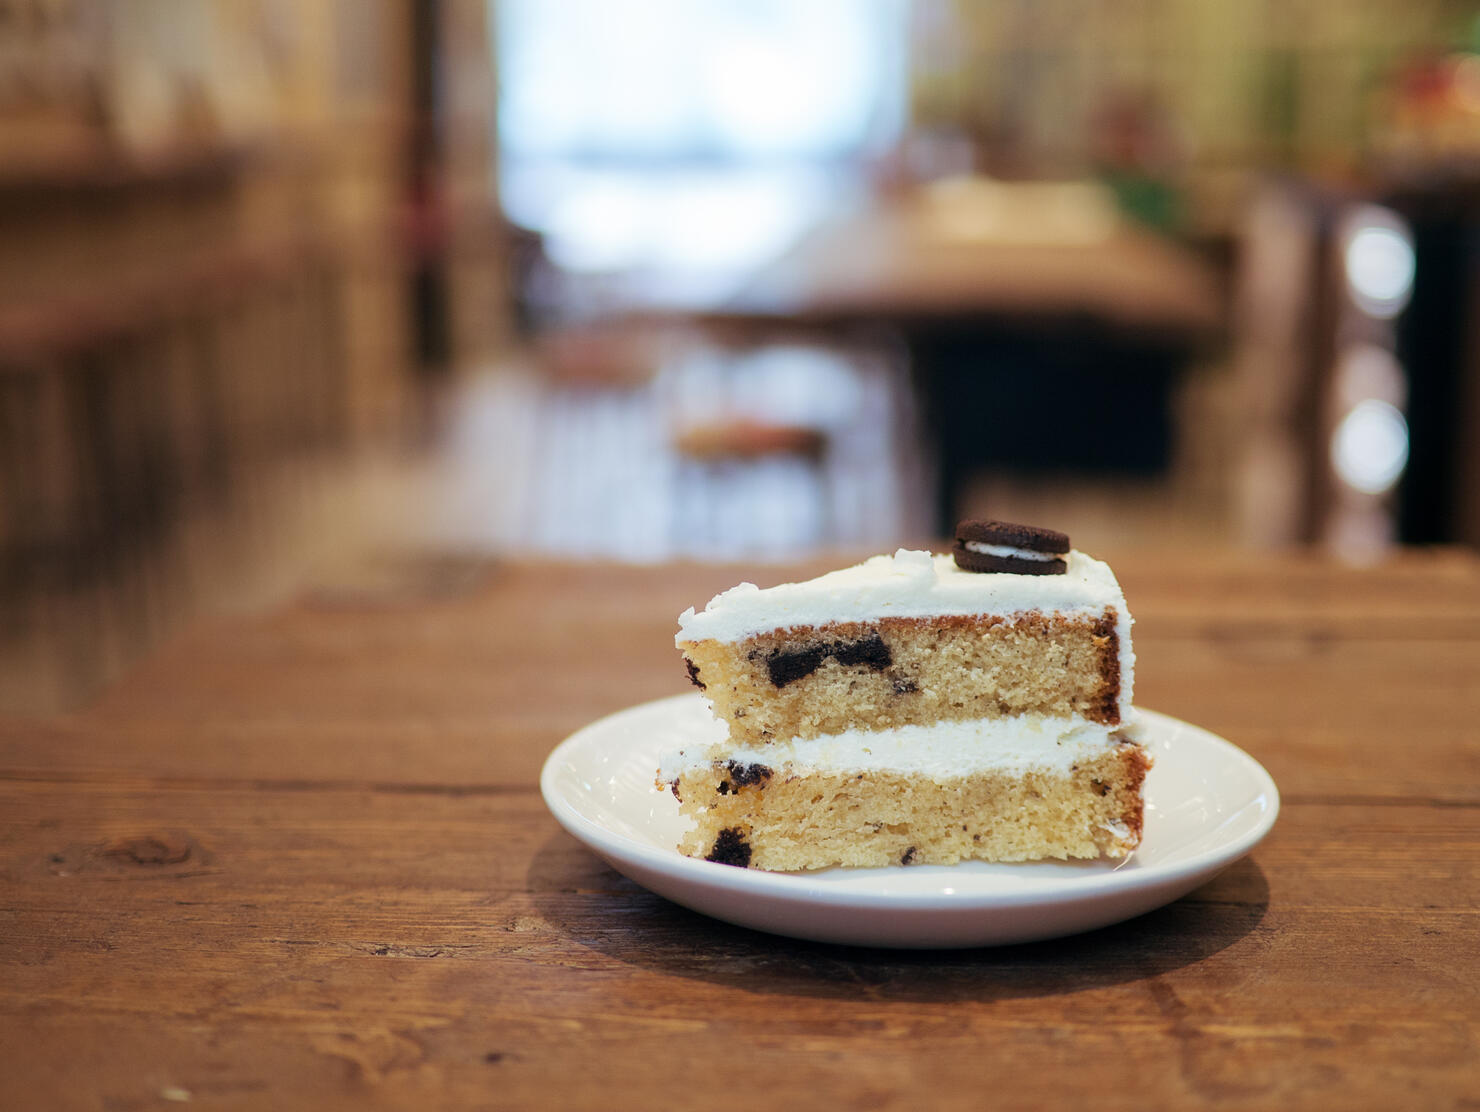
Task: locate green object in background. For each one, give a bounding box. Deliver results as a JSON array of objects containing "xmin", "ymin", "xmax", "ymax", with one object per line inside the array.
[
  {"xmin": 1099, "ymin": 172, "xmax": 1183, "ymax": 234},
  {"xmin": 1466, "ymin": 13, "xmax": 1480, "ymax": 54},
  {"xmin": 1262, "ymin": 47, "xmax": 1300, "ymax": 169}
]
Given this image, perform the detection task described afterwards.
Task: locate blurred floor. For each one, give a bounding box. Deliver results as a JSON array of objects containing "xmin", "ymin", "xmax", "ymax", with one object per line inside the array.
[
  {"xmin": 428, "ymin": 345, "xmax": 1240, "ymax": 563},
  {"xmin": 401, "ymin": 332, "xmax": 1241, "ymax": 571},
  {"xmin": 420, "ymin": 341, "xmax": 934, "ymax": 561}
]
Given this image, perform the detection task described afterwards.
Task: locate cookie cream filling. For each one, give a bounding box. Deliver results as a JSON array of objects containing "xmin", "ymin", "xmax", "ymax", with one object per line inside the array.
[
  {"xmin": 676, "ymin": 548, "xmax": 1135, "ymax": 714},
  {"xmin": 660, "ymin": 714, "xmax": 1136, "ymax": 781},
  {"xmin": 963, "ymin": 541, "xmax": 1061, "ymax": 561}
]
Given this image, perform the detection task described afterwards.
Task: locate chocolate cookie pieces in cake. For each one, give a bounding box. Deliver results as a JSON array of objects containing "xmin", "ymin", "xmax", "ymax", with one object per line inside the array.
[{"xmin": 664, "ymin": 530, "xmax": 1148, "ymax": 871}]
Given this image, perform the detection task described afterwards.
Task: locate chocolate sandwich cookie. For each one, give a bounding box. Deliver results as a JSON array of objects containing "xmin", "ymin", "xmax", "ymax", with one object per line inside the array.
[{"xmin": 953, "ymin": 520, "xmax": 1070, "ymax": 575}]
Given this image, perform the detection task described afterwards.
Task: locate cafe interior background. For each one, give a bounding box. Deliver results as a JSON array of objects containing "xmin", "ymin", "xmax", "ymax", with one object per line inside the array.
[{"xmin": 2, "ymin": 0, "xmax": 1478, "ymax": 712}]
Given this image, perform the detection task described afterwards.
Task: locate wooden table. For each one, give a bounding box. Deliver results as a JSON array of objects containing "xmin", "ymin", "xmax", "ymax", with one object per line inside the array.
[
  {"xmin": 712, "ymin": 184, "xmax": 1223, "ymax": 339},
  {"xmin": 2, "ymin": 551, "xmax": 1478, "ymax": 1109}
]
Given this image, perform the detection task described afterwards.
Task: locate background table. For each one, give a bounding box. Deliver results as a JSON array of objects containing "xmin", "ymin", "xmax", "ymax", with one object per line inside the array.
[
  {"xmin": 2, "ymin": 550, "xmax": 1477, "ymax": 1108},
  {"xmin": 691, "ymin": 184, "xmax": 1223, "ymax": 335},
  {"xmin": 658, "ymin": 187, "xmax": 1228, "ymax": 530}
]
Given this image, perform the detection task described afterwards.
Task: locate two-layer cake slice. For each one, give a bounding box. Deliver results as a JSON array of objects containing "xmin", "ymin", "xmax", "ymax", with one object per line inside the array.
[{"xmin": 662, "ymin": 522, "xmax": 1150, "ymax": 871}]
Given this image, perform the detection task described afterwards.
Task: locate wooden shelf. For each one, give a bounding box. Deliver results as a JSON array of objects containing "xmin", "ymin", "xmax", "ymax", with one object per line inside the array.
[
  {"xmin": 0, "ymin": 235, "xmax": 330, "ymax": 366},
  {"xmin": 0, "ymin": 144, "xmax": 253, "ymax": 197}
]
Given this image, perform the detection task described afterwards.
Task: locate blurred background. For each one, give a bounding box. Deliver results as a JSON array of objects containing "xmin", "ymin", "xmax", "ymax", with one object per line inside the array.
[{"xmin": 3, "ymin": 0, "xmax": 1480, "ymax": 710}]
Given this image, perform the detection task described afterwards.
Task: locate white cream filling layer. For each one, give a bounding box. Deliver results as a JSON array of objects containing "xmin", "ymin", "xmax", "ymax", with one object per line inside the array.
[
  {"xmin": 675, "ymin": 548, "xmax": 1135, "ymax": 717},
  {"xmin": 964, "ymin": 541, "xmax": 1059, "ymax": 561},
  {"xmin": 659, "ymin": 714, "xmax": 1131, "ymax": 782}
]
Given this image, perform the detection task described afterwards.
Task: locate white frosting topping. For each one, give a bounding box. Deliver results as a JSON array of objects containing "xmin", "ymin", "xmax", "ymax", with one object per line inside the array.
[
  {"xmin": 677, "ymin": 549, "xmax": 1120, "ymax": 640},
  {"xmin": 676, "ymin": 548, "xmax": 1135, "ymax": 714},
  {"xmin": 659, "ymin": 715, "xmax": 1127, "ymax": 780}
]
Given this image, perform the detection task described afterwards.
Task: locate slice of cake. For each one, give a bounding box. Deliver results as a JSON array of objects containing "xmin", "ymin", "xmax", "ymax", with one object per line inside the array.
[{"xmin": 662, "ymin": 520, "xmax": 1150, "ymax": 870}]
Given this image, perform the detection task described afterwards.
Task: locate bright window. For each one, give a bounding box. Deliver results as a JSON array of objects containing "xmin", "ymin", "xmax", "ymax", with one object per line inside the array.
[{"xmin": 494, "ymin": 0, "xmax": 906, "ymax": 279}]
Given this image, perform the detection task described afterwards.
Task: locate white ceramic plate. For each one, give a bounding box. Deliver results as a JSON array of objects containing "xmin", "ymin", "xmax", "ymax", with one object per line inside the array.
[{"xmin": 541, "ymin": 694, "xmax": 1279, "ymax": 948}]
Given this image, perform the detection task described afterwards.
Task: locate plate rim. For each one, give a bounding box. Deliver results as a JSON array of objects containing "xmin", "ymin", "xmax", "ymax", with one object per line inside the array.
[{"xmin": 540, "ymin": 693, "xmax": 1280, "ymax": 913}]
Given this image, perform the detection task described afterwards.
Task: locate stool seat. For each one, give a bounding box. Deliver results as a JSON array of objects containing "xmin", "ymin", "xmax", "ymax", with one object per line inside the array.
[{"xmin": 672, "ymin": 418, "xmax": 827, "ymax": 462}]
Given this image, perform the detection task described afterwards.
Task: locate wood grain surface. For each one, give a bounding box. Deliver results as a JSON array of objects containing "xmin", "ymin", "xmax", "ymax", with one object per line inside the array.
[{"xmin": 1, "ymin": 551, "xmax": 1477, "ymax": 1110}]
